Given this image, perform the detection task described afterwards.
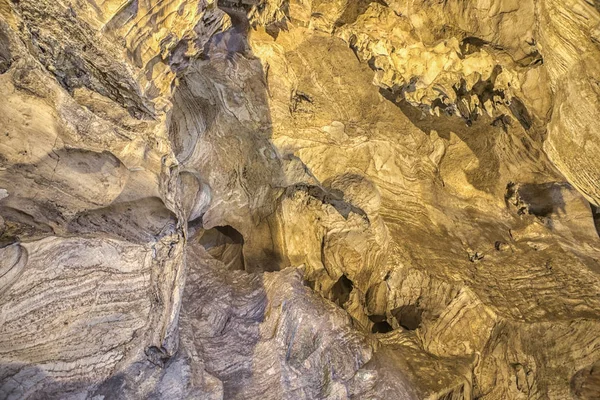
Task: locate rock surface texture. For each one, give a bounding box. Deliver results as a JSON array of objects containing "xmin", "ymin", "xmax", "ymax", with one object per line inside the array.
[{"xmin": 1, "ymin": 0, "xmax": 600, "ymax": 399}]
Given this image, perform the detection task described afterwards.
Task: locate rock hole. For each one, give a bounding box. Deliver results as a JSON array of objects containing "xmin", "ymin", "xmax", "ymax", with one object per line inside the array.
[
  {"xmin": 371, "ymin": 320, "xmax": 393, "ymax": 334},
  {"xmin": 368, "ymin": 314, "xmax": 386, "ymax": 323},
  {"xmin": 303, "ymin": 278, "xmax": 315, "ymax": 290},
  {"xmin": 215, "ymin": 225, "xmax": 244, "ymax": 242},
  {"xmin": 460, "ymin": 37, "xmax": 488, "ymax": 55},
  {"xmin": 505, "ymin": 182, "xmax": 566, "ymax": 218},
  {"xmin": 145, "ymin": 345, "xmax": 170, "ymax": 368},
  {"xmin": 491, "ymin": 114, "xmax": 512, "ymax": 133},
  {"xmin": 330, "ymin": 274, "xmax": 353, "ymax": 307},
  {"xmin": 197, "ymin": 225, "xmax": 245, "ymax": 271},
  {"xmin": 369, "ymin": 314, "xmax": 394, "ymax": 333},
  {"xmin": 290, "ymin": 90, "xmax": 314, "ymax": 113},
  {"xmin": 391, "ymin": 304, "xmax": 423, "ymax": 331},
  {"xmin": 508, "ymin": 97, "xmax": 532, "ymax": 130}
]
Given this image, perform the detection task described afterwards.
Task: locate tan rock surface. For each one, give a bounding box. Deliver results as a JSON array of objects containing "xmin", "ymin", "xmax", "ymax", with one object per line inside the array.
[{"xmin": 1, "ymin": 0, "xmax": 600, "ymax": 399}]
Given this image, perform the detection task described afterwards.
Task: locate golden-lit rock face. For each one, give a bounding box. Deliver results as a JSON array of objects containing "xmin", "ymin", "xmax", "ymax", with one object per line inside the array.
[{"xmin": 1, "ymin": 0, "xmax": 600, "ymax": 399}]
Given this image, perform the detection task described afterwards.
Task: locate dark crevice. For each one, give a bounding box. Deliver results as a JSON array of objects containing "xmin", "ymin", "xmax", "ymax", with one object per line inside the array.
[
  {"xmin": 330, "ymin": 274, "xmax": 353, "ymax": 307},
  {"xmin": 369, "ymin": 314, "xmax": 394, "ymax": 333},
  {"xmin": 290, "ymin": 90, "xmax": 314, "ymax": 113},
  {"xmin": 285, "ymin": 183, "xmax": 369, "ymax": 223},
  {"xmin": 303, "ymin": 278, "xmax": 316, "ymax": 290},
  {"xmin": 508, "ymin": 97, "xmax": 533, "ymax": 130},
  {"xmin": 491, "ymin": 114, "xmax": 512, "ymax": 133},
  {"xmin": 145, "ymin": 346, "xmax": 171, "ymax": 368},
  {"xmin": 460, "ymin": 37, "xmax": 489, "ymax": 56},
  {"xmin": 391, "ymin": 304, "xmax": 423, "ymax": 331},
  {"xmin": 371, "ymin": 320, "xmax": 393, "ymax": 334},
  {"xmin": 215, "ymin": 225, "xmax": 245, "ymax": 243},
  {"xmin": 368, "ymin": 314, "xmax": 387, "ymax": 323},
  {"xmin": 516, "ymin": 50, "xmax": 544, "ymax": 67}
]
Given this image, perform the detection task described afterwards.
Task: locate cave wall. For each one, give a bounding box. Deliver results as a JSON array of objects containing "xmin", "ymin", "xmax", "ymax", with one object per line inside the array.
[{"xmin": 1, "ymin": 0, "xmax": 600, "ymax": 399}]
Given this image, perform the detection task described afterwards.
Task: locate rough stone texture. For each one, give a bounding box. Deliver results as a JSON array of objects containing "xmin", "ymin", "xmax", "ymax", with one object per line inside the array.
[{"xmin": 1, "ymin": 0, "xmax": 600, "ymax": 399}]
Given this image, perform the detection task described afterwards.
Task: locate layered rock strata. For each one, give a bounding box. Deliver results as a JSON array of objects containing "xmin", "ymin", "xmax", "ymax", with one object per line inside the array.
[{"xmin": 1, "ymin": 0, "xmax": 600, "ymax": 399}]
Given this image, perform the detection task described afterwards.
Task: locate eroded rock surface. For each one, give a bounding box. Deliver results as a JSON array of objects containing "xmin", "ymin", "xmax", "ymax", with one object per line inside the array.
[{"xmin": 1, "ymin": 0, "xmax": 600, "ymax": 399}]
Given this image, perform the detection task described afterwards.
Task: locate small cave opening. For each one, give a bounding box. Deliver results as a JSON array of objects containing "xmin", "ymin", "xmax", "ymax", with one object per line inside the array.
[
  {"xmin": 371, "ymin": 321, "xmax": 394, "ymax": 334},
  {"xmin": 392, "ymin": 304, "xmax": 423, "ymax": 331},
  {"xmin": 369, "ymin": 315, "xmax": 394, "ymax": 334},
  {"xmin": 196, "ymin": 224, "xmax": 246, "ymax": 271},
  {"xmin": 505, "ymin": 182, "xmax": 566, "ymax": 218},
  {"xmin": 329, "ymin": 274, "xmax": 353, "ymax": 307},
  {"xmin": 460, "ymin": 36, "xmax": 489, "ymax": 56},
  {"xmin": 215, "ymin": 225, "xmax": 244, "ymax": 243}
]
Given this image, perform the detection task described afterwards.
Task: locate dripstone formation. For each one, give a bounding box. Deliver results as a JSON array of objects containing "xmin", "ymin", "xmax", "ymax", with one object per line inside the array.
[{"xmin": 1, "ymin": 0, "xmax": 600, "ymax": 399}]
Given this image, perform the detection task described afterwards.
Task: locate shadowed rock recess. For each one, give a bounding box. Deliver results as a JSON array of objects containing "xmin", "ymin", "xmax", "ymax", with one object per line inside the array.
[{"xmin": 1, "ymin": 0, "xmax": 600, "ymax": 398}]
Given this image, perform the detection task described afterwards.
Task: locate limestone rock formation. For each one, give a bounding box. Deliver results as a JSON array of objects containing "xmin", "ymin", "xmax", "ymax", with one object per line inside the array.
[{"xmin": 1, "ymin": 0, "xmax": 600, "ymax": 399}]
